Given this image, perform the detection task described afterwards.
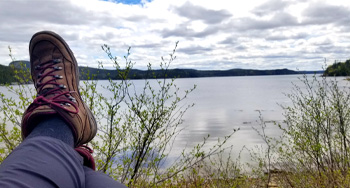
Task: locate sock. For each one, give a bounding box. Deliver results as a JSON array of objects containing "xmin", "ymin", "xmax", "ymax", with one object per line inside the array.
[{"xmin": 27, "ymin": 115, "xmax": 75, "ymax": 147}]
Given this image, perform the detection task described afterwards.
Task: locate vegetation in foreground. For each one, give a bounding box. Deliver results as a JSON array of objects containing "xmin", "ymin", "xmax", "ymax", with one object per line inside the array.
[{"xmin": 1, "ymin": 44, "xmax": 350, "ymax": 187}]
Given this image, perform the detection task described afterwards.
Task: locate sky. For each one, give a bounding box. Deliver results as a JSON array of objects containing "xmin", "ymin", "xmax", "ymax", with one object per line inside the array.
[{"xmin": 1, "ymin": 0, "xmax": 350, "ymax": 71}]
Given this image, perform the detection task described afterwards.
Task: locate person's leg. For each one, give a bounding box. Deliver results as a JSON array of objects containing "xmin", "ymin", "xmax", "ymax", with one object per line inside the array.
[
  {"xmin": 0, "ymin": 30, "xmax": 125, "ymax": 188},
  {"xmin": 0, "ymin": 116, "xmax": 85, "ymax": 188},
  {"xmin": 0, "ymin": 30, "xmax": 94, "ymax": 187},
  {"xmin": 27, "ymin": 115, "xmax": 74, "ymax": 147},
  {"xmin": 84, "ymin": 167, "xmax": 127, "ymax": 188}
]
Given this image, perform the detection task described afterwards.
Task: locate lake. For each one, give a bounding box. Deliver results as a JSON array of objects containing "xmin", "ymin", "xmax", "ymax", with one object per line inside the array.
[
  {"xmin": 107, "ymin": 74, "xmax": 349, "ymax": 164},
  {"xmin": 160, "ymin": 74, "xmax": 304, "ymax": 163},
  {"xmin": 1, "ymin": 74, "xmax": 349, "ymax": 165}
]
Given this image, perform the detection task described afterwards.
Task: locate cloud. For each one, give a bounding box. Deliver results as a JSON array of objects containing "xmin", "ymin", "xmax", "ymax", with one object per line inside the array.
[
  {"xmin": 219, "ymin": 37, "xmax": 237, "ymax": 45},
  {"xmin": 177, "ymin": 45, "xmax": 214, "ymax": 55},
  {"xmin": 173, "ymin": 59, "xmax": 249, "ymax": 70},
  {"xmin": 0, "ymin": 1, "xmax": 94, "ymax": 26},
  {"xmin": 252, "ymin": 0, "xmax": 291, "ymax": 16},
  {"xmin": 0, "ymin": 0, "xmax": 350, "ymax": 71},
  {"xmin": 302, "ymin": 3, "xmax": 350, "ymax": 26},
  {"xmin": 132, "ymin": 42, "xmax": 163, "ymax": 49},
  {"xmin": 104, "ymin": 0, "xmax": 150, "ymax": 5},
  {"xmin": 265, "ymin": 32, "xmax": 309, "ymax": 41},
  {"xmin": 161, "ymin": 22, "xmax": 220, "ymax": 38},
  {"xmin": 172, "ymin": 1, "xmax": 232, "ymax": 24},
  {"xmin": 231, "ymin": 12, "xmax": 299, "ymax": 31},
  {"xmin": 161, "ymin": 1, "xmax": 233, "ymax": 38}
]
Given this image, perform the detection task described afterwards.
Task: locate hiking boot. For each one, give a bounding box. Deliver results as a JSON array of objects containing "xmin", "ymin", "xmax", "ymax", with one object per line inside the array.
[{"xmin": 21, "ymin": 31, "xmax": 97, "ymax": 147}]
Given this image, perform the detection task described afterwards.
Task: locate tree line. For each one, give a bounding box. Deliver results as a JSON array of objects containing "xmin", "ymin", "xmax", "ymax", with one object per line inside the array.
[
  {"xmin": 323, "ymin": 59, "xmax": 350, "ymax": 76},
  {"xmin": 0, "ymin": 60, "xmax": 318, "ymax": 85}
]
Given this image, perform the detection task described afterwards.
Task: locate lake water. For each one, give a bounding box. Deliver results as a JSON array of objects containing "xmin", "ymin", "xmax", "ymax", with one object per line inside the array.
[
  {"xmin": 161, "ymin": 75, "xmax": 303, "ymax": 162},
  {"xmin": 1, "ymin": 74, "xmax": 349, "ymax": 165},
  {"xmin": 110, "ymin": 74, "xmax": 349, "ymax": 164}
]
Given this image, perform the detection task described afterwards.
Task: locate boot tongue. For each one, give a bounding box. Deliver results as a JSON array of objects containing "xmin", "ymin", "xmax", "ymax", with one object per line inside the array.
[
  {"xmin": 37, "ymin": 66, "xmax": 60, "ymax": 95},
  {"xmin": 38, "ymin": 84, "xmax": 57, "ymax": 96}
]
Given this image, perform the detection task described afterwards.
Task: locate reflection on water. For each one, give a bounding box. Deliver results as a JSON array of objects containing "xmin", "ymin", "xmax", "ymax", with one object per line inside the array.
[
  {"xmin": 169, "ymin": 75, "xmax": 299, "ymax": 163},
  {"xmin": 154, "ymin": 74, "xmax": 349, "ymax": 164}
]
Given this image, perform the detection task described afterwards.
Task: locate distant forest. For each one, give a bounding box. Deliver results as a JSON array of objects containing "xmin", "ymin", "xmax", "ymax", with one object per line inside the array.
[
  {"xmin": 323, "ymin": 59, "xmax": 350, "ymax": 76},
  {"xmin": 0, "ymin": 64, "xmax": 16, "ymax": 84},
  {"xmin": 0, "ymin": 60, "xmax": 323, "ymax": 85}
]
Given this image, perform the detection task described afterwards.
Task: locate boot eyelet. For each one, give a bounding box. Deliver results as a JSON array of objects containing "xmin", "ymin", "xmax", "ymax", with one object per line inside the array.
[
  {"xmin": 53, "ymin": 59, "xmax": 61, "ymax": 64},
  {"xmin": 35, "ymin": 65, "xmax": 41, "ymax": 70},
  {"xmin": 37, "ymin": 73, "xmax": 42, "ymax": 78},
  {"xmin": 68, "ymin": 96, "xmax": 77, "ymax": 103},
  {"xmin": 54, "ymin": 75, "xmax": 63, "ymax": 79},
  {"xmin": 59, "ymin": 84, "xmax": 66, "ymax": 89},
  {"xmin": 54, "ymin": 66, "xmax": 62, "ymax": 70}
]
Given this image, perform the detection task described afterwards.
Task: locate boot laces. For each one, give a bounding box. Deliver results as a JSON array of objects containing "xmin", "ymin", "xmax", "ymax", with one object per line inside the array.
[
  {"xmin": 33, "ymin": 59, "xmax": 79, "ymax": 114},
  {"xmin": 75, "ymin": 145, "xmax": 96, "ymax": 170}
]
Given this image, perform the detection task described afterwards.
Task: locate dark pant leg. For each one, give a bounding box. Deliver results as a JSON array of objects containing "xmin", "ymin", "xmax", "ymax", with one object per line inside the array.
[
  {"xmin": 84, "ymin": 167, "xmax": 127, "ymax": 188},
  {"xmin": 0, "ymin": 136, "xmax": 85, "ymax": 188}
]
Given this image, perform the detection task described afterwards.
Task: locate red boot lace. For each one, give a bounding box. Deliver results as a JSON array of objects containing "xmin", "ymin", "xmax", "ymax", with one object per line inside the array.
[
  {"xmin": 33, "ymin": 59, "xmax": 79, "ymax": 113},
  {"xmin": 75, "ymin": 145, "xmax": 96, "ymax": 170}
]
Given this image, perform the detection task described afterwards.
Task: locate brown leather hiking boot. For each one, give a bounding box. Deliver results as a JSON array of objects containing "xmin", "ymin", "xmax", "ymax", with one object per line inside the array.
[{"xmin": 21, "ymin": 31, "xmax": 97, "ymax": 147}]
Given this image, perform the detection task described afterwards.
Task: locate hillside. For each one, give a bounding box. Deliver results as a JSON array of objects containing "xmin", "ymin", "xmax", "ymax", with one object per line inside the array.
[
  {"xmin": 0, "ymin": 60, "xmax": 322, "ymax": 84},
  {"xmin": 79, "ymin": 67, "xmax": 300, "ymax": 80}
]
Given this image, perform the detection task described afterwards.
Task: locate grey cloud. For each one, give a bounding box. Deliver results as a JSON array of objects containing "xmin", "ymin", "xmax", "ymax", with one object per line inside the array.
[
  {"xmin": 61, "ymin": 32, "xmax": 80, "ymax": 41},
  {"xmin": 221, "ymin": 30, "xmax": 273, "ymax": 41},
  {"xmin": 235, "ymin": 45, "xmax": 247, "ymax": 51},
  {"xmin": 0, "ymin": 0, "xmax": 348, "ymax": 71},
  {"xmin": 175, "ymin": 60, "xmax": 248, "ymax": 70},
  {"xmin": 0, "ymin": 26, "xmax": 33, "ymax": 43},
  {"xmin": 233, "ymin": 54, "xmax": 324, "ymax": 70},
  {"xmin": 232, "ymin": 12, "xmax": 298, "ymax": 31},
  {"xmin": 266, "ymin": 32, "xmax": 309, "ymax": 41},
  {"xmin": 302, "ymin": 3, "xmax": 350, "ymax": 26},
  {"xmin": 236, "ymin": 54, "xmax": 299, "ymax": 60},
  {"xmin": 256, "ymin": 44, "xmax": 271, "ymax": 50},
  {"xmin": 132, "ymin": 43, "xmax": 163, "ymax": 48},
  {"xmin": 263, "ymin": 55, "xmax": 299, "ymax": 59},
  {"xmin": 252, "ymin": 0, "xmax": 291, "ymax": 16},
  {"xmin": 177, "ymin": 45, "xmax": 214, "ymax": 55},
  {"xmin": 124, "ymin": 15, "xmax": 148, "ymax": 22},
  {"xmin": 218, "ymin": 37, "xmax": 248, "ymax": 51},
  {"xmin": 172, "ymin": 1, "xmax": 232, "ymax": 24},
  {"xmin": 183, "ymin": 58, "xmax": 317, "ymax": 70},
  {"xmin": 122, "ymin": 14, "xmax": 166, "ymax": 23},
  {"xmin": 161, "ymin": 26, "xmax": 194, "ymax": 38},
  {"xmin": 90, "ymin": 32, "xmax": 118, "ymax": 42},
  {"xmin": 0, "ymin": 1, "xmax": 90, "ymax": 25},
  {"xmin": 219, "ymin": 37, "xmax": 236, "ymax": 45},
  {"xmin": 306, "ymin": 38, "xmax": 350, "ymax": 56},
  {"xmin": 0, "ymin": 0, "xmax": 123, "ymax": 44},
  {"xmin": 161, "ymin": 22, "xmax": 220, "ymax": 38},
  {"xmin": 315, "ymin": 45, "xmax": 349, "ymax": 55},
  {"xmin": 310, "ymin": 38, "xmax": 333, "ymax": 46},
  {"xmin": 0, "ymin": 1, "xmax": 122, "ymax": 28}
]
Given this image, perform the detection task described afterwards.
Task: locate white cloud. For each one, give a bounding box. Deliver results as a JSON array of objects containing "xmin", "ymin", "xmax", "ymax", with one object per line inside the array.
[{"xmin": 0, "ymin": 0, "xmax": 350, "ymax": 70}]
